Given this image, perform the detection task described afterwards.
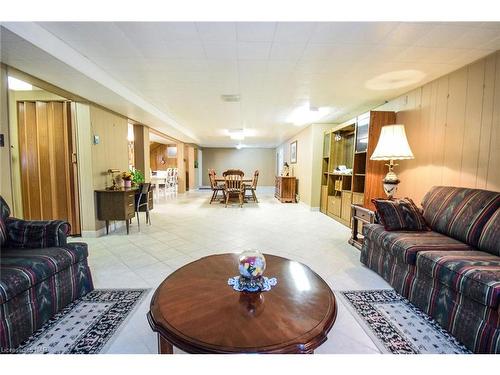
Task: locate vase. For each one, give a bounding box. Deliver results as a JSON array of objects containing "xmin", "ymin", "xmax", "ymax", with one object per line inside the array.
[{"xmin": 124, "ymin": 180, "xmax": 132, "ymax": 188}]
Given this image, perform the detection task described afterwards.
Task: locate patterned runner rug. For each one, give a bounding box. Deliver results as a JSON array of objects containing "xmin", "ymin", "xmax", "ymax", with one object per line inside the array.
[
  {"xmin": 17, "ymin": 289, "xmax": 149, "ymax": 354},
  {"xmin": 340, "ymin": 289, "xmax": 470, "ymax": 354}
]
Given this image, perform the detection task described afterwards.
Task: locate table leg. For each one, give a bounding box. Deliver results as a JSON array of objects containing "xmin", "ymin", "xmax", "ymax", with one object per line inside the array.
[
  {"xmin": 126, "ymin": 220, "xmax": 130, "ymax": 235},
  {"xmin": 158, "ymin": 334, "xmax": 173, "ymax": 354},
  {"xmin": 105, "ymin": 220, "xmax": 109, "ymax": 235}
]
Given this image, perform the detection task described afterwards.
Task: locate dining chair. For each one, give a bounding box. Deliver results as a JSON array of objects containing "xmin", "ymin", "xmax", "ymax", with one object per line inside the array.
[
  {"xmin": 135, "ymin": 182, "xmax": 152, "ymax": 231},
  {"xmin": 245, "ymin": 170, "xmax": 259, "ymax": 203},
  {"xmin": 167, "ymin": 168, "xmax": 175, "ymax": 190},
  {"xmin": 208, "ymin": 169, "xmax": 225, "ymax": 204},
  {"xmin": 223, "ymin": 169, "xmax": 245, "ymax": 207}
]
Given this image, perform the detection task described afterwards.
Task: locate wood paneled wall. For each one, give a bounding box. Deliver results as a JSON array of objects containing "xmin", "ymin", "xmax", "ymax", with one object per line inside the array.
[
  {"xmin": 150, "ymin": 142, "xmax": 177, "ymax": 171},
  {"xmin": 377, "ymin": 51, "xmax": 500, "ymax": 203},
  {"xmin": 364, "ymin": 111, "xmax": 396, "ymax": 210}
]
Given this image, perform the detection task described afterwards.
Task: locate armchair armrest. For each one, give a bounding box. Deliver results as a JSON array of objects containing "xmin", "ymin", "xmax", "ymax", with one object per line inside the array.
[{"xmin": 5, "ymin": 218, "xmax": 70, "ymax": 248}]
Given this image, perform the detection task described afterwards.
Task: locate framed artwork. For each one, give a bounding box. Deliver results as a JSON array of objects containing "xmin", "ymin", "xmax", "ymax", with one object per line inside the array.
[{"xmin": 290, "ymin": 141, "xmax": 297, "ymax": 164}]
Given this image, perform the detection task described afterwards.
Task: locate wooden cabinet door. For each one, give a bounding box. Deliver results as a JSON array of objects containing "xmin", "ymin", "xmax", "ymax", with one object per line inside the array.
[
  {"xmin": 341, "ymin": 191, "xmax": 352, "ymax": 222},
  {"xmin": 320, "ymin": 185, "xmax": 328, "ymax": 213},
  {"xmin": 17, "ymin": 101, "xmax": 80, "ymax": 234}
]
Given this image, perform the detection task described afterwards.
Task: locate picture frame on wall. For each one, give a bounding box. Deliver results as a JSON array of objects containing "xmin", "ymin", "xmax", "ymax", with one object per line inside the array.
[{"xmin": 290, "ymin": 141, "xmax": 297, "ymax": 164}]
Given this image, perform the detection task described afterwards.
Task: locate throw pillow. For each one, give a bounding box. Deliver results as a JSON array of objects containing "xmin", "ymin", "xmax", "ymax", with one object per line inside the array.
[{"xmin": 372, "ymin": 198, "xmax": 429, "ymax": 231}]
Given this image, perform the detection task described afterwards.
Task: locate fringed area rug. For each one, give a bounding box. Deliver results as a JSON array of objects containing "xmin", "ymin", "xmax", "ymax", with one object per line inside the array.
[
  {"xmin": 340, "ymin": 289, "xmax": 470, "ymax": 354},
  {"xmin": 17, "ymin": 289, "xmax": 149, "ymax": 354}
]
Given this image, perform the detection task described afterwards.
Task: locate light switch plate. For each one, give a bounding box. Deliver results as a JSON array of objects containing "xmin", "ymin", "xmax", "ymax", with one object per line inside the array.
[{"xmin": 93, "ymin": 135, "xmax": 100, "ymax": 145}]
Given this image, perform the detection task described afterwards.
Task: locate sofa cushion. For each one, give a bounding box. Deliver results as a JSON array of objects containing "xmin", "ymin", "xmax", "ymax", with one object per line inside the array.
[
  {"xmin": 478, "ymin": 209, "xmax": 500, "ymax": 257},
  {"xmin": 364, "ymin": 224, "xmax": 475, "ymax": 265},
  {"xmin": 416, "ymin": 251, "xmax": 500, "ymax": 309},
  {"xmin": 372, "ymin": 198, "xmax": 428, "ymax": 231},
  {"xmin": 5, "ymin": 218, "xmax": 70, "ymax": 248},
  {"xmin": 421, "ymin": 186, "xmax": 500, "ymax": 248},
  {"xmin": 0, "ymin": 243, "xmax": 88, "ymax": 304}
]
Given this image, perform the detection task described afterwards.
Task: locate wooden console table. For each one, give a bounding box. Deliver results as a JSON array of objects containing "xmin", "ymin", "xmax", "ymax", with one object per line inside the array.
[
  {"xmin": 95, "ymin": 187, "xmax": 153, "ymax": 235},
  {"xmin": 275, "ymin": 176, "xmax": 296, "ymax": 203}
]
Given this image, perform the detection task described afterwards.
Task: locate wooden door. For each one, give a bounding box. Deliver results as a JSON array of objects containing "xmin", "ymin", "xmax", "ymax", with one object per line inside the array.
[{"xmin": 17, "ymin": 101, "xmax": 81, "ymax": 235}]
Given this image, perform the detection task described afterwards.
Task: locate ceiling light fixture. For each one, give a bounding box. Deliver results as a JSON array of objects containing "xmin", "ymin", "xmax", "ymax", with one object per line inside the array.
[
  {"xmin": 8, "ymin": 76, "xmax": 32, "ymax": 91},
  {"xmin": 287, "ymin": 103, "xmax": 329, "ymax": 126},
  {"xmin": 229, "ymin": 129, "xmax": 245, "ymax": 141},
  {"xmin": 236, "ymin": 144, "xmax": 244, "ymax": 150},
  {"xmin": 226, "ymin": 128, "xmax": 257, "ymax": 141},
  {"xmin": 221, "ymin": 94, "xmax": 241, "ymax": 102},
  {"xmin": 365, "ymin": 70, "xmax": 426, "ymax": 91}
]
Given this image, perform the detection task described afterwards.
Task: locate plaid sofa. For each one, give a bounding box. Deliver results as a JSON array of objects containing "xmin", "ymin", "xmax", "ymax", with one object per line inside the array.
[
  {"xmin": 360, "ymin": 186, "xmax": 500, "ymax": 353},
  {"xmin": 0, "ymin": 196, "xmax": 94, "ymax": 350}
]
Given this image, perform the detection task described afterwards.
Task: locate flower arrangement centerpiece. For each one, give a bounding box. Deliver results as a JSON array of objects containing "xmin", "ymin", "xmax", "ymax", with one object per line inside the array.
[
  {"xmin": 239, "ymin": 250, "xmax": 266, "ymax": 280},
  {"xmin": 228, "ymin": 250, "xmax": 277, "ymax": 292},
  {"xmin": 121, "ymin": 171, "xmax": 133, "ymax": 188}
]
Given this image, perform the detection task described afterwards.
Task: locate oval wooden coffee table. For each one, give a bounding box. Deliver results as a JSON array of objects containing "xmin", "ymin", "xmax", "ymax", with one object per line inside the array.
[{"xmin": 147, "ymin": 253, "xmax": 337, "ymax": 354}]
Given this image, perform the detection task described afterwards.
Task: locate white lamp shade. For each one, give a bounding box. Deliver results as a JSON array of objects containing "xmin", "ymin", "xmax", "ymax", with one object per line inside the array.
[{"xmin": 370, "ymin": 124, "xmax": 414, "ymax": 161}]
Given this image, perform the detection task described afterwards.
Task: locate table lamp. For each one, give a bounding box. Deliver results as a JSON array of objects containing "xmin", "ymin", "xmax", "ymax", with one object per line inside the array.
[{"xmin": 370, "ymin": 124, "xmax": 414, "ymax": 199}]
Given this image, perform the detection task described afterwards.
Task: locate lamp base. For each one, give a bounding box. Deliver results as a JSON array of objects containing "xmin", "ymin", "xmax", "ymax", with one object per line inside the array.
[
  {"xmin": 382, "ymin": 160, "xmax": 400, "ymax": 199},
  {"xmin": 382, "ymin": 179, "xmax": 399, "ymax": 199}
]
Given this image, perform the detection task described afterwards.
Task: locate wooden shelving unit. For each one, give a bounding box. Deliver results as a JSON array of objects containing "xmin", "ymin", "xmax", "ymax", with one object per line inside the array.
[{"xmin": 320, "ymin": 110, "xmax": 396, "ymax": 227}]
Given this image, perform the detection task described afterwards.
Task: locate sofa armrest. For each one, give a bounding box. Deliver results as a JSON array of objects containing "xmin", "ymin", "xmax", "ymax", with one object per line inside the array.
[{"xmin": 4, "ymin": 218, "xmax": 70, "ymax": 248}]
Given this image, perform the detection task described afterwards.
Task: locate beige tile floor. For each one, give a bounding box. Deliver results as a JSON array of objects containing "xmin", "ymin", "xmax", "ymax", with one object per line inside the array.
[{"xmin": 72, "ymin": 187, "xmax": 391, "ymax": 354}]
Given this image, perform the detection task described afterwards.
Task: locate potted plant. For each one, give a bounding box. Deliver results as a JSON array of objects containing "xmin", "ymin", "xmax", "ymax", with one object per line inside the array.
[
  {"xmin": 130, "ymin": 168, "xmax": 145, "ymax": 186},
  {"xmin": 121, "ymin": 171, "xmax": 133, "ymax": 188}
]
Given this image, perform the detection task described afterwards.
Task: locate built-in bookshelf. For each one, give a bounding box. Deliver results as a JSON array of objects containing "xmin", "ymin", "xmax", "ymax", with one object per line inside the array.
[{"xmin": 320, "ymin": 111, "xmax": 396, "ymax": 227}]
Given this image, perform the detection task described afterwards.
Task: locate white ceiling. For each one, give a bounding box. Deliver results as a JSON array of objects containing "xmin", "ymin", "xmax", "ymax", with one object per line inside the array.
[{"xmin": 2, "ymin": 22, "xmax": 500, "ymax": 147}]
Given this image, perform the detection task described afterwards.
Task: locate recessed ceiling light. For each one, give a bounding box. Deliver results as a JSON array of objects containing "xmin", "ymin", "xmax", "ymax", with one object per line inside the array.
[
  {"xmin": 365, "ymin": 70, "xmax": 426, "ymax": 91},
  {"xmin": 8, "ymin": 76, "xmax": 32, "ymax": 91},
  {"xmin": 286, "ymin": 103, "xmax": 330, "ymax": 126},
  {"xmin": 236, "ymin": 144, "xmax": 244, "ymax": 149},
  {"xmin": 231, "ymin": 134, "xmax": 245, "ymax": 141},
  {"xmin": 225, "ymin": 128, "xmax": 257, "ymax": 141},
  {"xmin": 221, "ymin": 94, "xmax": 241, "ymax": 102}
]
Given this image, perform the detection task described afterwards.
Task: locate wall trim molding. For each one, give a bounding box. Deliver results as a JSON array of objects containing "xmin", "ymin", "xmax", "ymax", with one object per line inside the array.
[{"xmin": 81, "ymin": 221, "xmax": 125, "ymax": 238}]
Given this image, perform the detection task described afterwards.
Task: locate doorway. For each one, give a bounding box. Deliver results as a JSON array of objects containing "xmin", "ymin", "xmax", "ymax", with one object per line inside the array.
[{"xmin": 16, "ymin": 100, "xmax": 81, "ymax": 234}]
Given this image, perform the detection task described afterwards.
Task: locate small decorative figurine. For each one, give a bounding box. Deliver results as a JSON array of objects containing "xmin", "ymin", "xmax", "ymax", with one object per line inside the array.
[
  {"xmin": 281, "ymin": 162, "xmax": 290, "ymax": 177},
  {"xmin": 107, "ymin": 169, "xmax": 121, "ymax": 190}
]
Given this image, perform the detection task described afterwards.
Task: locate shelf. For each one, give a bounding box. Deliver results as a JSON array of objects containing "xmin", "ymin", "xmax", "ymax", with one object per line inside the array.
[
  {"xmin": 355, "ymin": 151, "xmax": 367, "ymax": 154},
  {"xmin": 331, "ymin": 173, "xmax": 353, "ymax": 176},
  {"xmin": 355, "ymin": 173, "xmax": 366, "ymax": 177}
]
